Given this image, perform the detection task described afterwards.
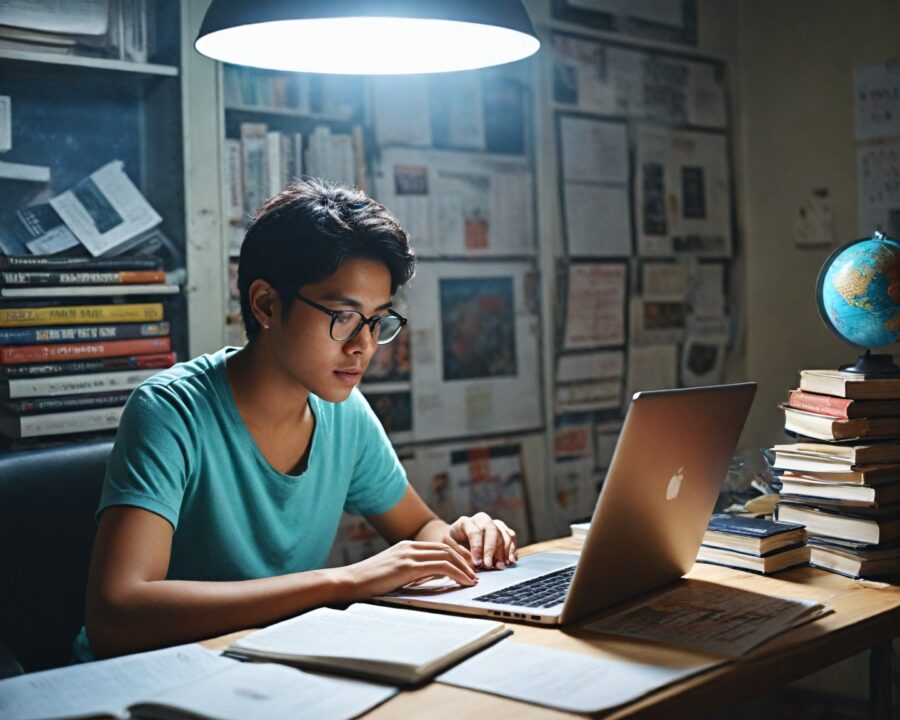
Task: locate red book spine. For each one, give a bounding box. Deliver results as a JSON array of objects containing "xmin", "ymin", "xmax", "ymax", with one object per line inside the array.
[
  {"xmin": 787, "ymin": 389, "xmax": 852, "ymax": 419},
  {"xmin": 0, "ymin": 337, "xmax": 171, "ymax": 365}
]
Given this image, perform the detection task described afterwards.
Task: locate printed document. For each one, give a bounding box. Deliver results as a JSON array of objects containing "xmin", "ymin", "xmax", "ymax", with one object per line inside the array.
[
  {"xmin": 438, "ymin": 641, "xmax": 721, "ymax": 714},
  {"xmin": 586, "ymin": 581, "xmax": 829, "ymax": 657}
]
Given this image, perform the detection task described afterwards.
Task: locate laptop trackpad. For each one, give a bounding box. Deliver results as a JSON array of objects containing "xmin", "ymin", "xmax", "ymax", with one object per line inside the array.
[{"xmin": 387, "ymin": 552, "xmax": 579, "ymax": 602}]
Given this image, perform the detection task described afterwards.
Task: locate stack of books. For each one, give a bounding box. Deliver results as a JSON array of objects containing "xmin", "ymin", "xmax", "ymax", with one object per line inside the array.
[
  {"xmin": 696, "ymin": 514, "xmax": 810, "ymax": 574},
  {"xmin": 773, "ymin": 368, "xmax": 900, "ymax": 579},
  {"xmin": 0, "ymin": 255, "xmax": 178, "ymax": 442}
]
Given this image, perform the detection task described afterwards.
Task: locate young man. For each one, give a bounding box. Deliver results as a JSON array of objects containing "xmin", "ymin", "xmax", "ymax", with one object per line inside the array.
[{"xmin": 76, "ymin": 179, "xmax": 517, "ymax": 661}]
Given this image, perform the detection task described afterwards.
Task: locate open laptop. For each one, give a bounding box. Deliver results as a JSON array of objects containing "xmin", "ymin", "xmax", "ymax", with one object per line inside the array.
[{"xmin": 378, "ymin": 382, "xmax": 756, "ymax": 625}]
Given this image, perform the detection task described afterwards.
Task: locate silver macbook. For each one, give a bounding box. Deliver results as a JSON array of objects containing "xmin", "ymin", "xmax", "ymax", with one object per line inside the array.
[{"xmin": 377, "ymin": 382, "xmax": 756, "ymax": 625}]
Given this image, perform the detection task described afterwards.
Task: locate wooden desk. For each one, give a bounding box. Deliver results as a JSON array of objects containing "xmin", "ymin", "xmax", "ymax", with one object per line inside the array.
[{"xmin": 204, "ymin": 538, "xmax": 900, "ymax": 719}]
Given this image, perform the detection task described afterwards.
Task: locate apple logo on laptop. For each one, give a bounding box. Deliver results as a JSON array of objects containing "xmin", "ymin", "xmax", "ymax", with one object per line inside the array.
[{"xmin": 666, "ymin": 467, "xmax": 685, "ymax": 500}]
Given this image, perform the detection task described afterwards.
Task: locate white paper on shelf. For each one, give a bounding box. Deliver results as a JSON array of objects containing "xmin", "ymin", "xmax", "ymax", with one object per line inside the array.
[
  {"xmin": 49, "ymin": 161, "xmax": 162, "ymax": 257},
  {"xmin": 562, "ymin": 263, "xmax": 627, "ymax": 350},
  {"xmin": 0, "ymin": 644, "xmax": 229, "ymax": 720},
  {"xmin": 563, "ymin": 182, "xmax": 632, "ymax": 256},
  {"xmin": 0, "ymin": 96, "xmax": 10, "ymax": 153},
  {"xmin": 560, "ymin": 116, "xmax": 628, "ymax": 184},
  {"xmin": 0, "ymin": 0, "xmax": 108, "ymax": 36},
  {"xmin": 0, "ymin": 160, "xmax": 51, "ymax": 183},
  {"xmin": 854, "ymin": 59, "xmax": 900, "ymax": 141},
  {"xmin": 430, "ymin": 73, "xmax": 486, "ymax": 150},
  {"xmin": 439, "ymin": 641, "xmax": 721, "ymax": 714},
  {"xmin": 26, "ymin": 225, "xmax": 79, "ymax": 255}
]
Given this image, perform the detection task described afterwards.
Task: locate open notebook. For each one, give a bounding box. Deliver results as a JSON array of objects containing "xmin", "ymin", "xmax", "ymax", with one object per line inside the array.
[
  {"xmin": 0, "ymin": 644, "xmax": 396, "ymax": 720},
  {"xmin": 228, "ymin": 602, "xmax": 510, "ymax": 685}
]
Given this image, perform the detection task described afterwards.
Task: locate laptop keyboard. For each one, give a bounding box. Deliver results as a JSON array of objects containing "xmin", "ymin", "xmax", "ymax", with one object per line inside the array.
[{"xmin": 472, "ymin": 565, "xmax": 576, "ymax": 608}]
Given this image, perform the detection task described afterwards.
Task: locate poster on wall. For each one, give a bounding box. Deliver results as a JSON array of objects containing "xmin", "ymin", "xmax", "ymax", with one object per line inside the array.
[
  {"xmin": 552, "ymin": 0, "xmax": 698, "ymax": 46},
  {"xmin": 563, "ymin": 182, "xmax": 633, "ymax": 257},
  {"xmin": 562, "ymin": 262, "xmax": 627, "ymax": 350},
  {"xmin": 635, "ymin": 126, "xmax": 732, "ymax": 258},
  {"xmin": 375, "ymin": 149, "xmax": 534, "ymax": 257},
  {"xmin": 417, "ymin": 441, "xmax": 532, "ymax": 544},
  {"xmin": 405, "ymin": 261, "xmax": 542, "ymax": 441},
  {"xmin": 854, "ymin": 60, "xmax": 900, "ymax": 141},
  {"xmin": 551, "ymin": 32, "xmax": 726, "ymax": 127},
  {"xmin": 554, "ymin": 349, "xmax": 624, "ymax": 413},
  {"xmin": 857, "ymin": 143, "xmax": 900, "ymax": 238}
]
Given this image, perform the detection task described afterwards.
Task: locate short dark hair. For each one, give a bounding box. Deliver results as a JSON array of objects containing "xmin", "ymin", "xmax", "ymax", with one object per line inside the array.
[{"xmin": 238, "ymin": 178, "xmax": 416, "ymax": 342}]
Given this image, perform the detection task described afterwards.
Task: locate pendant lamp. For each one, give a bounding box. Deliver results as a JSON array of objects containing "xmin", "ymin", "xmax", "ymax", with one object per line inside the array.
[{"xmin": 195, "ymin": 0, "xmax": 540, "ymax": 74}]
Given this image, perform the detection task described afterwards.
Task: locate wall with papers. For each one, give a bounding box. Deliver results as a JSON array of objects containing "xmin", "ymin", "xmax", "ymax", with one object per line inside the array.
[{"xmin": 536, "ymin": 6, "xmax": 740, "ymax": 536}]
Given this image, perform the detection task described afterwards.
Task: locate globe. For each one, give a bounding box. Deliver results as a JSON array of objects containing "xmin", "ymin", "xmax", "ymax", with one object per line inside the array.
[{"xmin": 816, "ymin": 232, "xmax": 900, "ymax": 373}]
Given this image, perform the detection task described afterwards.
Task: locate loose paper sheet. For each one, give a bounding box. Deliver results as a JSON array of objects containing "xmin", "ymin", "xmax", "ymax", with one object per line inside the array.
[
  {"xmin": 563, "ymin": 263, "xmax": 627, "ymax": 350},
  {"xmin": 134, "ymin": 663, "xmax": 397, "ymax": 720},
  {"xmin": 49, "ymin": 161, "xmax": 162, "ymax": 257},
  {"xmin": 438, "ymin": 641, "xmax": 721, "ymax": 714},
  {"xmin": 587, "ymin": 581, "xmax": 829, "ymax": 657}
]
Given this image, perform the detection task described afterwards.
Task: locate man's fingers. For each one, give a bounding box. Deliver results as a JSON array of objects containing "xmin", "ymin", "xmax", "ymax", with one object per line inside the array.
[
  {"xmin": 458, "ymin": 517, "xmax": 485, "ymax": 567},
  {"xmin": 443, "ymin": 534, "xmax": 475, "ymax": 568},
  {"xmin": 492, "ymin": 519, "xmax": 518, "ymax": 565}
]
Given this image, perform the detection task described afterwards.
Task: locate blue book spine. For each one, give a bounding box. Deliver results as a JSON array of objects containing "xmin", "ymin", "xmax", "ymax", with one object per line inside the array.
[{"xmin": 0, "ymin": 321, "xmax": 170, "ymax": 345}]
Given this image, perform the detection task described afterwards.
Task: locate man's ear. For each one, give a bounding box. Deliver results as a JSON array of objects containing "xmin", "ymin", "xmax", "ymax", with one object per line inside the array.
[{"xmin": 248, "ymin": 279, "xmax": 280, "ymax": 330}]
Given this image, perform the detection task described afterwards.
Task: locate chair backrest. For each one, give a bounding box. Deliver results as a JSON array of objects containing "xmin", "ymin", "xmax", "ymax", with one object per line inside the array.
[{"xmin": 0, "ymin": 439, "xmax": 113, "ymax": 672}]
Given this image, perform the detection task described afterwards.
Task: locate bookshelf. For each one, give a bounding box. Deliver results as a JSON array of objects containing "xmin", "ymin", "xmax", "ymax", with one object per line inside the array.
[{"xmin": 0, "ymin": 1, "xmax": 208, "ymax": 445}]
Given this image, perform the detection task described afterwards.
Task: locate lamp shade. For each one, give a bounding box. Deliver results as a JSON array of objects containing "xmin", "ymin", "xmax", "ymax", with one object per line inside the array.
[{"xmin": 195, "ymin": 0, "xmax": 541, "ymax": 74}]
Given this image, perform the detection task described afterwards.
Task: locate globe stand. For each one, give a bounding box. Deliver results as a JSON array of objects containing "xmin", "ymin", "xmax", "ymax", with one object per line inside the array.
[{"xmin": 839, "ymin": 350, "xmax": 900, "ymax": 376}]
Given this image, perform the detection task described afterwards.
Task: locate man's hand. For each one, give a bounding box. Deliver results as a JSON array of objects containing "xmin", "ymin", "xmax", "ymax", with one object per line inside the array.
[
  {"xmin": 339, "ymin": 540, "xmax": 478, "ymax": 599},
  {"xmin": 448, "ymin": 512, "xmax": 518, "ymax": 570}
]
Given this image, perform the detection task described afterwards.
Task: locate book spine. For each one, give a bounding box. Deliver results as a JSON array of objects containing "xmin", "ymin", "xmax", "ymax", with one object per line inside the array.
[
  {"xmin": 0, "ymin": 283, "xmax": 178, "ymax": 298},
  {"xmin": 4, "ymin": 368, "xmax": 161, "ymax": 399},
  {"xmin": 17, "ymin": 406, "xmax": 125, "ymax": 438},
  {"xmin": 787, "ymin": 390, "xmax": 853, "ymax": 419},
  {"xmin": 0, "ymin": 337, "xmax": 171, "ymax": 365},
  {"xmin": 0, "ymin": 351, "xmax": 176, "ymax": 378},
  {"xmin": 0, "ymin": 321, "xmax": 170, "ymax": 345},
  {"xmin": 0, "ymin": 270, "xmax": 165, "ymax": 285},
  {"xmin": 4, "ymin": 390, "xmax": 133, "ymax": 415},
  {"xmin": 0, "ymin": 303, "xmax": 164, "ymax": 327},
  {"xmin": 224, "ymin": 138, "xmax": 244, "ymax": 223},
  {"xmin": 0, "ymin": 255, "xmax": 161, "ymax": 270}
]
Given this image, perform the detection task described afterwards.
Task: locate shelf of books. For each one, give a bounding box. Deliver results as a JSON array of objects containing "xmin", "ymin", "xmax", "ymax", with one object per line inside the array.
[
  {"xmin": 0, "ymin": 1, "xmax": 187, "ymax": 446},
  {"xmin": 772, "ymin": 368, "xmax": 900, "ymax": 580}
]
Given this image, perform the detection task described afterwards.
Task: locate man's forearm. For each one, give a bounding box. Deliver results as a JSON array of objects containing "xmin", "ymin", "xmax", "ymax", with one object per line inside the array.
[{"xmin": 87, "ymin": 566, "xmax": 350, "ymax": 659}]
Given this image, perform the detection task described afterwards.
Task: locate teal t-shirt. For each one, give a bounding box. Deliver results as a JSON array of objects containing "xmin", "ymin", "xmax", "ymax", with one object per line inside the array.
[{"xmin": 73, "ymin": 346, "xmax": 408, "ymax": 661}]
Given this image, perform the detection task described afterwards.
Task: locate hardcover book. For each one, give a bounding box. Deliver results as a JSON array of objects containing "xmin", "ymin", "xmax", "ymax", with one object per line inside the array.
[
  {"xmin": 0, "ymin": 337, "xmax": 171, "ymax": 365},
  {"xmin": 779, "ymin": 475, "xmax": 900, "ymax": 505},
  {"xmin": 799, "ymin": 369, "xmax": 900, "ymax": 400},
  {"xmin": 781, "ymin": 405, "xmax": 900, "ymax": 441},
  {"xmin": 772, "ymin": 442, "xmax": 900, "ymax": 466},
  {"xmin": 0, "ymin": 303, "xmax": 164, "ymax": 327},
  {"xmin": 0, "ymin": 321, "xmax": 170, "ymax": 345},
  {"xmin": 696, "ymin": 544, "xmax": 810, "ymax": 574},
  {"xmin": 776, "ymin": 503, "xmax": 900, "ymax": 545},
  {"xmin": 0, "ymin": 352, "xmax": 175, "ymax": 379},
  {"xmin": 702, "ymin": 514, "xmax": 807, "ymax": 556},
  {"xmin": 0, "ymin": 368, "xmax": 162, "ymax": 400},
  {"xmin": 787, "ymin": 389, "xmax": 900, "ymax": 419}
]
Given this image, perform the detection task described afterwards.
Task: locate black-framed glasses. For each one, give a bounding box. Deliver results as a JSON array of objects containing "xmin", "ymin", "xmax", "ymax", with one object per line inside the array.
[{"xmin": 295, "ymin": 293, "xmax": 407, "ymax": 345}]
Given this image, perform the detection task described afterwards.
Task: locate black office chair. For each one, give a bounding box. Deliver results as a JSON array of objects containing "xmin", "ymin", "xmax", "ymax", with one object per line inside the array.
[{"xmin": 0, "ymin": 438, "xmax": 113, "ymax": 676}]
